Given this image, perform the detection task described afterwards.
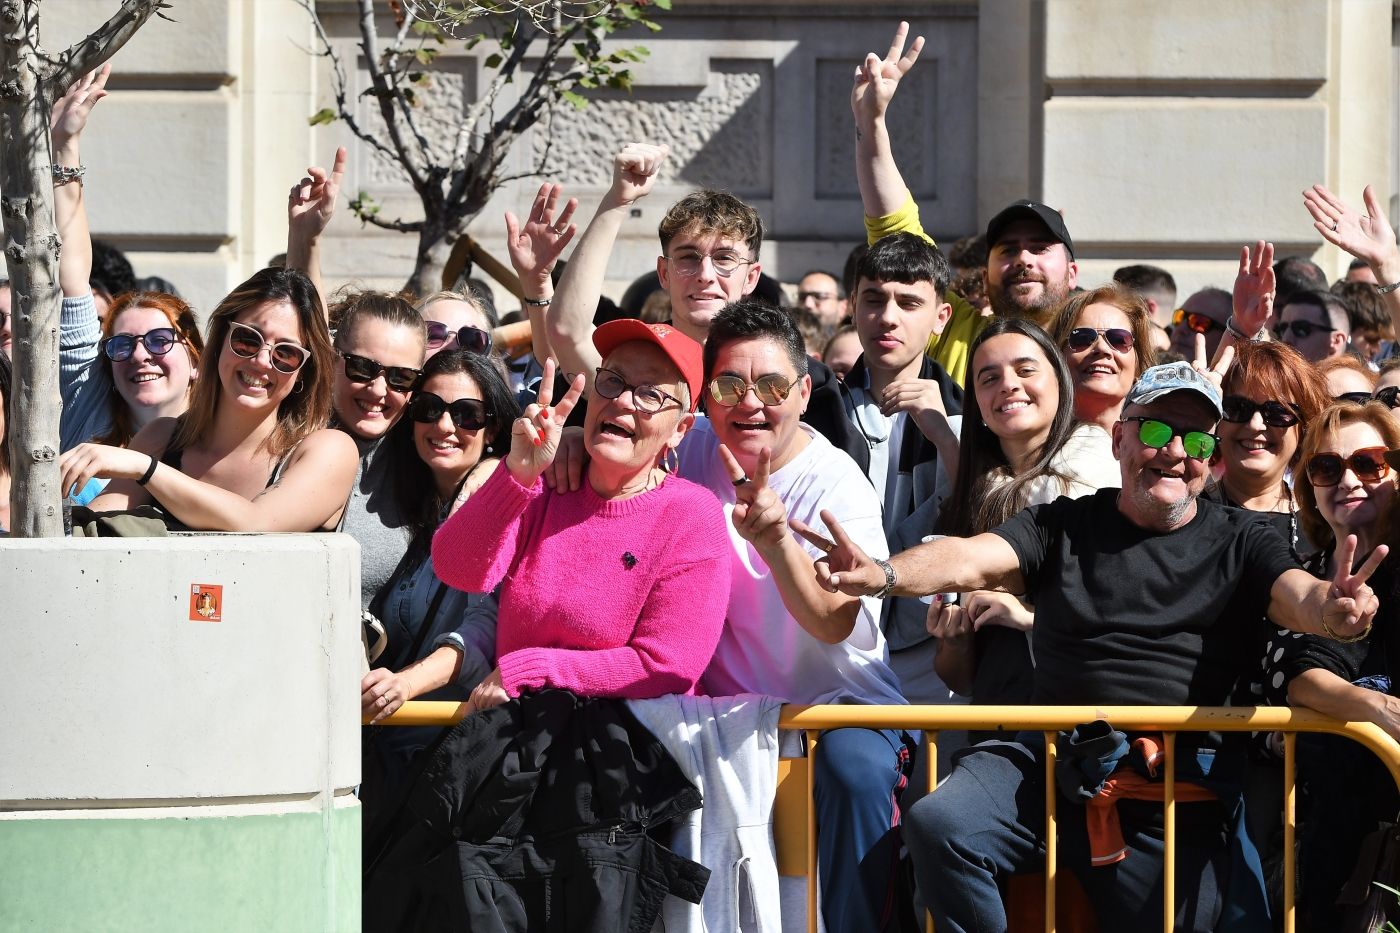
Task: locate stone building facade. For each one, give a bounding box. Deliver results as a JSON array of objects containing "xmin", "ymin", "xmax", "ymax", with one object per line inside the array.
[{"xmin": 43, "ymin": 0, "xmax": 1400, "ymax": 316}]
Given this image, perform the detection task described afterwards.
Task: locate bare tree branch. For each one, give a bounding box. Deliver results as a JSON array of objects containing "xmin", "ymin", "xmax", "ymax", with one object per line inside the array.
[
  {"xmin": 48, "ymin": 0, "xmax": 170, "ymax": 93},
  {"xmin": 356, "ymin": 0, "xmax": 427, "ymax": 190},
  {"xmin": 359, "ymin": 211, "xmax": 424, "ymax": 234},
  {"xmin": 297, "ymin": 0, "xmax": 400, "ymax": 165}
]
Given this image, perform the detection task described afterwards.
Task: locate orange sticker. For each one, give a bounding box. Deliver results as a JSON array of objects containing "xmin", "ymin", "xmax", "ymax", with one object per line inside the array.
[{"xmin": 189, "ymin": 584, "xmax": 222, "ymax": 622}]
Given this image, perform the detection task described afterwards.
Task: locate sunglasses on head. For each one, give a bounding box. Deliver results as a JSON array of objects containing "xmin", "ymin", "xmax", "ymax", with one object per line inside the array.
[
  {"xmin": 1376, "ymin": 386, "xmax": 1400, "ymax": 409},
  {"xmin": 1336, "ymin": 392, "xmax": 1376, "ymax": 405},
  {"xmin": 1172, "ymin": 309, "xmax": 1223, "ymax": 335},
  {"xmin": 102, "ymin": 327, "xmax": 183, "ymax": 362},
  {"xmin": 1221, "ymin": 395, "xmax": 1302, "ymax": 429},
  {"xmin": 339, "ymin": 351, "xmax": 421, "ymax": 393},
  {"xmin": 1066, "ymin": 327, "xmax": 1134, "ymax": 353},
  {"xmin": 227, "ymin": 321, "xmax": 309, "ymax": 374},
  {"xmin": 708, "ymin": 373, "xmax": 794, "ymax": 407},
  {"xmin": 406, "ymin": 391, "xmax": 491, "ymax": 430},
  {"xmin": 1275, "ymin": 320, "xmax": 1335, "ymax": 339},
  {"xmin": 424, "ymin": 321, "xmax": 492, "ymax": 355},
  {"xmin": 1122, "ymin": 415, "xmax": 1219, "ymax": 460},
  {"xmin": 1305, "ymin": 447, "xmax": 1390, "ymax": 487}
]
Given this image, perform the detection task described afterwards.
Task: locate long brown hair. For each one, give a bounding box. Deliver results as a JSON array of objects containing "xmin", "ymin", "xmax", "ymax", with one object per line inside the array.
[
  {"xmin": 1295, "ymin": 399, "xmax": 1400, "ymax": 551},
  {"xmin": 169, "ymin": 267, "xmax": 333, "ymax": 460},
  {"xmin": 99, "ymin": 291, "xmax": 205, "ymax": 446},
  {"xmin": 1223, "ymin": 340, "xmax": 1330, "ymax": 468},
  {"xmin": 1048, "ymin": 283, "xmax": 1155, "ymax": 380}
]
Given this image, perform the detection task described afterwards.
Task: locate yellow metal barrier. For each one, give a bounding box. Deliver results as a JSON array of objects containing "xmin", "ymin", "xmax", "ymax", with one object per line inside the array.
[{"xmin": 370, "ymin": 702, "xmax": 1400, "ymax": 933}]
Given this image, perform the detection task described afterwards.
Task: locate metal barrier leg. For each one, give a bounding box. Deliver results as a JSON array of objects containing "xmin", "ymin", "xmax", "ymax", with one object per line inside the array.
[
  {"xmin": 1283, "ymin": 732, "xmax": 1296, "ymax": 933},
  {"xmin": 1163, "ymin": 732, "xmax": 1176, "ymax": 933},
  {"xmin": 807, "ymin": 730, "xmax": 819, "ymax": 933},
  {"xmin": 925, "ymin": 730, "xmax": 938, "ymax": 933},
  {"xmin": 1044, "ymin": 731, "xmax": 1057, "ymax": 933}
]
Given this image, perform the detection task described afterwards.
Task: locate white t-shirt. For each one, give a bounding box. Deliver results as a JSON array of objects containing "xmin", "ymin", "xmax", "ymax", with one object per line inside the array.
[{"xmin": 678, "ymin": 418, "xmax": 907, "ymax": 706}]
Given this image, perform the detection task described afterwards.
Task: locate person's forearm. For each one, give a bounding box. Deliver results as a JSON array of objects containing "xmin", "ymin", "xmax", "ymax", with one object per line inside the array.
[
  {"xmin": 1287, "ymin": 668, "xmax": 1380, "ymax": 722},
  {"xmin": 888, "ymin": 535, "xmax": 1022, "ymax": 598},
  {"xmin": 855, "ymin": 112, "xmax": 907, "ymax": 218},
  {"xmin": 398, "ymin": 645, "xmax": 463, "ymax": 701},
  {"xmin": 933, "ymin": 639, "xmax": 975, "ymax": 697},
  {"xmin": 52, "ymin": 136, "xmax": 92, "ymax": 299},
  {"xmin": 286, "ymin": 233, "xmax": 324, "ymax": 315},
  {"xmin": 547, "ymin": 200, "xmax": 625, "ymax": 385},
  {"xmin": 1371, "ymin": 253, "xmax": 1400, "ymax": 336},
  {"xmin": 759, "ymin": 536, "xmax": 861, "ymax": 644},
  {"xmin": 1268, "ymin": 572, "xmax": 1329, "ymax": 637},
  {"xmin": 917, "ymin": 412, "xmax": 960, "ymax": 477}
]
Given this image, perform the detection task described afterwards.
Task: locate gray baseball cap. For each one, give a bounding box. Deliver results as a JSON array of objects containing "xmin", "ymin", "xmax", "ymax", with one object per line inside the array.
[{"xmin": 1124, "ymin": 362, "xmax": 1223, "ymax": 419}]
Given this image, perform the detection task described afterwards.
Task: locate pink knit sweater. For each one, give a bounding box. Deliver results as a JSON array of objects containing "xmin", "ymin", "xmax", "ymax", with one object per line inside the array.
[{"xmin": 432, "ymin": 465, "xmax": 732, "ymax": 699}]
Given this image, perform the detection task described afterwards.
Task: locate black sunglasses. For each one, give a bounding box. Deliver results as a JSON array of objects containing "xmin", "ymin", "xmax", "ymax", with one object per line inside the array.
[
  {"xmin": 424, "ymin": 321, "xmax": 492, "ymax": 355},
  {"xmin": 102, "ymin": 327, "xmax": 183, "ymax": 362},
  {"xmin": 339, "ymin": 351, "xmax": 421, "ymax": 393},
  {"xmin": 1275, "ymin": 320, "xmax": 1335, "ymax": 339},
  {"xmin": 1376, "ymin": 386, "xmax": 1400, "ymax": 409},
  {"xmin": 1065, "ymin": 327, "xmax": 1134, "ymax": 354},
  {"xmin": 406, "ymin": 391, "xmax": 491, "ymax": 430},
  {"xmin": 1221, "ymin": 395, "xmax": 1302, "ymax": 429}
]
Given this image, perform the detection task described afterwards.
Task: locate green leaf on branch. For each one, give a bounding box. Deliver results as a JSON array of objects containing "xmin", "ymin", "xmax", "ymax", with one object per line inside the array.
[
  {"xmin": 414, "ymin": 48, "xmax": 439, "ymax": 65},
  {"xmin": 560, "ymin": 90, "xmax": 589, "ymax": 110},
  {"xmin": 308, "ymin": 107, "xmax": 338, "ymax": 126},
  {"xmin": 350, "ymin": 192, "xmax": 381, "ymax": 224},
  {"xmin": 484, "ymin": 53, "xmax": 502, "ymax": 69}
]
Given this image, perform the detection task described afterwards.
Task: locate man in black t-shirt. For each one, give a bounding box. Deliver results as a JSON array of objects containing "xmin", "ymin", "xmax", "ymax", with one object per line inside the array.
[{"xmin": 811, "ymin": 362, "xmax": 1385, "ymax": 932}]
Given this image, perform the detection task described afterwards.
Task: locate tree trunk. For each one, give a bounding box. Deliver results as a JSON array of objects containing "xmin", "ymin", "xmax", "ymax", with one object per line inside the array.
[
  {"xmin": 0, "ymin": 2, "xmax": 64, "ymax": 537},
  {"xmin": 405, "ymin": 221, "xmax": 460, "ymax": 297}
]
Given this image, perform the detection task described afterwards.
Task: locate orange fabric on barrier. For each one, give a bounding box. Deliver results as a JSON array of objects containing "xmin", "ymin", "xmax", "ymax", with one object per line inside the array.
[{"xmin": 1084, "ymin": 735, "xmax": 1216, "ymax": 867}]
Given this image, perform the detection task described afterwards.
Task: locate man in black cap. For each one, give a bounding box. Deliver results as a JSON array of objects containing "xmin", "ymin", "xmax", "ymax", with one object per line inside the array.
[{"xmin": 983, "ymin": 199, "xmax": 1079, "ymax": 327}]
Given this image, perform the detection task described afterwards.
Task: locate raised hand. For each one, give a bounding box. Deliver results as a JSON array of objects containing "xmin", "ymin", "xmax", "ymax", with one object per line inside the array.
[
  {"xmin": 288, "ymin": 146, "xmax": 347, "ymax": 242},
  {"xmin": 505, "ymin": 182, "xmax": 578, "ymax": 288},
  {"xmin": 851, "ymin": 21, "xmax": 925, "ymax": 123},
  {"xmin": 607, "ymin": 142, "xmax": 669, "ymax": 207},
  {"xmin": 51, "ymin": 64, "xmax": 110, "ymax": 147},
  {"xmin": 1231, "ymin": 240, "xmax": 1276, "ymax": 335},
  {"xmin": 1303, "ymin": 184, "xmax": 1400, "ymax": 275},
  {"xmin": 801, "ymin": 508, "xmax": 886, "ymax": 596},
  {"xmin": 1323, "ymin": 534, "xmax": 1389, "ymax": 639},
  {"xmin": 720, "ymin": 445, "xmax": 791, "ymax": 550},
  {"xmin": 506, "ymin": 357, "xmax": 585, "ymax": 486}
]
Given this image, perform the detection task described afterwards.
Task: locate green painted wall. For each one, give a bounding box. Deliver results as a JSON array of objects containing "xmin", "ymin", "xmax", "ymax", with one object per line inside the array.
[{"xmin": 0, "ymin": 805, "xmax": 360, "ymax": 932}]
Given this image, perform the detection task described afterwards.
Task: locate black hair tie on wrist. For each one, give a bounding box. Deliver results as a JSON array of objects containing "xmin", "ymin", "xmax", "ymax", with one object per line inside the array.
[{"xmin": 136, "ymin": 455, "xmax": 158, "ymax": 486}]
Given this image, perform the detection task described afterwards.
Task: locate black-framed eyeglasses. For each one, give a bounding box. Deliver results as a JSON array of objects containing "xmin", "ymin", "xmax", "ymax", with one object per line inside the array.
[
  {"xmin": 1306, "ymin": 447, "xmax": 1390, "ymax": 487},
  {"xmin": 102, "ymin": 328, "xmax": 183, "ymax": 362},
  {"xmin": 1221, "ymin": 395, "xmax": 1302, "ymax": 429},
  {"xmin": 594, "ymin": 367, "xmax": 682, "ymax": 414},
  {"xmin": 1375, "ymin": 386, "xmax": 1400, "ymax": 409},
  {"xmin": 227, "ymin": 321, "xmax": 309, "ymax": 374},
  {"xmin": 1065, "ymin": 327, "xmax": 1134, "ymax": 353},
  {"xmin": 424, "ymin": 321, "xmax": 492, "ymax": 355},
  {"xmin": 1122, "ymin": 416, "xmax": 1219, "ymax": 461},
  {"xmin": 708, "ymin": 373, "xmax": 794, "ymax": 407},
  {"xmin": 664, "ymin": 250, "xmax": 754, "ymax": 279},
  {"xmin": 1275, "ymin": 320, "xmax": 1334, "ymax": 339},
  {"xmin": 339, "ymin": 351, "xmax": 421, "ymax": 393},
  {"xmin": 406, "ymin": 391, "xmax": 491, "ymax": 430}
]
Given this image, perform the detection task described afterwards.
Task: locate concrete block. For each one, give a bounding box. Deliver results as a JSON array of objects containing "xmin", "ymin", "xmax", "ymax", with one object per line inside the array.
[
  {"xmin": 1046, "ymin": 0, "xmax": 1328, "ymax": 82},
  {"xmin": 0, "ymin": 535, "xmax": 361, "ymax": 804},
  {"xmin": 1043, "ymin": 99, "xmax": 1328, "ymax": 245}
]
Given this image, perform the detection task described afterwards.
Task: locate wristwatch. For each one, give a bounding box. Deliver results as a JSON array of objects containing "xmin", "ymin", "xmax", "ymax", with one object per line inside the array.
[{"xmin": 871, "ymin": 557, "xmax": 897, "ymax": 599}]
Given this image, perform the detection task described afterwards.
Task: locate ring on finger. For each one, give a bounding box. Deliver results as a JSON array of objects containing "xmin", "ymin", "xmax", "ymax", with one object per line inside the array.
[
  {"xmin": 733, "ymin": 475, "xmax": 751, "ymax": 487},
  {"xmin": 1331, "ymin": 221, "xmax": 1339, "ymax": 232}
]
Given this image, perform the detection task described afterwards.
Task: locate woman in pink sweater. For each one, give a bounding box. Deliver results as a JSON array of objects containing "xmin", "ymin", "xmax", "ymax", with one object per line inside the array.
[{"xmin": 431, "ymin": 320, "xmax": 731, "ymax": 709}]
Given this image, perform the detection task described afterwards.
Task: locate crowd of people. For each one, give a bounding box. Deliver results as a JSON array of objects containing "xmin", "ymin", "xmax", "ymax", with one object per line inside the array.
[{"xmin": 13, "ymin": 21, "xmax": 1400, "ymax": 933}]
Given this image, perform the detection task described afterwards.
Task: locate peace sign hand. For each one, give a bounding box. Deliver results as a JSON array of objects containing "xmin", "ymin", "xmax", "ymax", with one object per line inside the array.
[
  {"xmin": 505, "ymin": 182, "xmax": 578, "ymax": 288},
  {"xmin": 506, "ymin": 357, "xmax": 585, "ymax": 488},
  {"xmin": 792, "ymin": 509, "xmax": 886, "ymax": 596},
  {"xmin": 851, "ymin": 21, "xmax": 925, "ymax": 123},
  {"xmin": 1302, "ymin": 184, "xmax": 1400, "ymax": 276},
  {"xmin": 1323, "ymin": 534, "xmax": 1389, "ymax": 640},
  {"xmin": 719, "ymin": 445, "xmax": 791, "ymax": 551},
  {"xmin": 1231, "ymin": 240, "xmax": 1275, "ymax": 336},
  {"xmin": 288, "ymin": 146, "xmax": 347, "ymax": 241},
  {"xmin": 1193, "ymin": 331, "xmax": 1234, "ymax": 391}
]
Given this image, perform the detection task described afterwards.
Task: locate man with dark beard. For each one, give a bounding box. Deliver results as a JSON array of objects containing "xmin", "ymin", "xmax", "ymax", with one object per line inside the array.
[{"xmin": 983, "ymin": 200, "xmax": 1079, "ymax": 326}]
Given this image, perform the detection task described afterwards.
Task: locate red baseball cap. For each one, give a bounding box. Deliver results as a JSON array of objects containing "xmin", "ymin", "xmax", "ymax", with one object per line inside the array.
[{"xmin": 592, "ymin": 319, "xmax": 704, "ymax": 412}]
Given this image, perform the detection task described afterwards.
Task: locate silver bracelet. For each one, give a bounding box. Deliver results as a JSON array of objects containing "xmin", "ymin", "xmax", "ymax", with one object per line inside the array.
[
  {"xmin": 521, "ymin": 296, "xmax": 552, "ymax": 307},
  {"xmin": 51, "ymin": 163, "xmax": 85, "ymax": 186},
  {"xmin": 1225, "ymin": 315, "xmax": 1264, "ymax": 341},
  {"xmin": 1377, "ymin": 280, "xmax": 1400, "ymax": 295}
]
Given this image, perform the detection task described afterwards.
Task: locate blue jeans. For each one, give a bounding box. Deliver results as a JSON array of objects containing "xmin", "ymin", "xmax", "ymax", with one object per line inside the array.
[
  {"xmin": 904, "ymin": 741, "xmax": 1230, "ymax": 933},
  {"xmin": 812, "ymin": 727, "xmax": 914, "ymax": 932}
]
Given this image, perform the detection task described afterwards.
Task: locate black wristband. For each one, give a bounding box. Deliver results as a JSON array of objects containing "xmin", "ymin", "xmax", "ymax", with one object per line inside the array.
[{"xmin": 136, "ymin": 455, "xmax": 158, "ymax": 486}]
